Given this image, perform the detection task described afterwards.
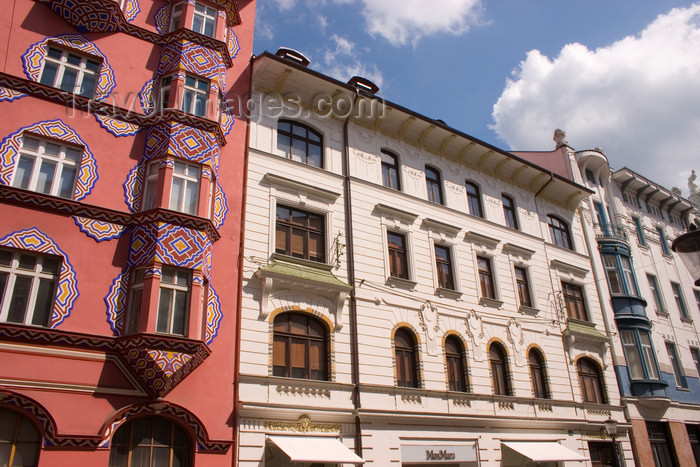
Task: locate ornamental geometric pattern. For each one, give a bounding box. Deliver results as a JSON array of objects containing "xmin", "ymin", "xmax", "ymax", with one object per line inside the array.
[
  {"xmin": 128, "ymin": 224, "xmax": 210, "ymax": 274},
  {"xmin": 158, "ymin": 40, "xmax": 226, "ymax": 89},
  {"xmin": 138, "ymin": 79, "xmax": 156, "ymax": 115},
  {"xmin": 0, "ymin": 389, "xmax": 59, "ymax": 448},
  {"xmin": 121, "ymin": 0, "xmax": 140, "ymax": 22},
  {"xmin": 0, "ymin": 87, "xmax": 26, "ymax": 102},
  {"xmin": 227, "ymin": 28, "xmax": 240, "ymax": 59},
  {"xmin": 205, "ymin": 285, "xmax": 222, "ymax": 345},
  {"xmin": 221, "ymin": 105, "xmax": 235, "ymax": 137},
  {"xmin": 145, "ymin": 122, "xmax": 220, "ymax": 169},
  {"xmin": 212, "ymin": 181, "xmax": 228, "ymax": 229},
  {"xmin": 104, "ymin": 271, "xmax": 129, "ymax": 335},
  {"xmin": 0, "ymin": 228, "xmax": 78, "ymax": 328},
  {"xmin": 123, "ymin": 164, "xmax": 143, "ymax": 212},
  {"xmin": 95, "ymin": 115, "xmax": 142, "ymax": 137},
  {"xmin": 153, "ymin": 3, "xmax": 172, "ymax": 35},
  {"xmin": 22, "ymin": 35, "xmax": 116, "ymax": 101},
  {"xmin": 0, "ymin": 120, "xmax": 98, "ymax": 201},
  {"xmin": 73, "ymin": 216, "xmax": 125, "ymax": 242}
]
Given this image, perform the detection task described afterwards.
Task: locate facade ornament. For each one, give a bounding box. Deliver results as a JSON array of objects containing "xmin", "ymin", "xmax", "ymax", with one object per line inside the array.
[
  {"xmin": 553, "ymin": 129, "xmax": 568, "ymax": 148},
  {"xmin": 465, "ymin": 310, "xmax": 485, "ymax": 361},
  {"xmin": 419, "ymin": 301, "xmax": 439, "ymax": 356},
  {"xmin": 264, "ymin": 415, "xmax": 341, "ymax": 434},
  {"xmin": 507, "ymin": 318, "xmax": 525, "ymax": 365},
  {"xmin": 689, "ymin": 170, "xmax": 698, "ymax": 195}
]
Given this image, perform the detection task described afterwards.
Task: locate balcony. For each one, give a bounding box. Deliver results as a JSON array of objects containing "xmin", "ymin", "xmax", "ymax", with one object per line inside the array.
[{"xmin": 595, "ymin": 223, "xmax": 629, "ymax": 246}]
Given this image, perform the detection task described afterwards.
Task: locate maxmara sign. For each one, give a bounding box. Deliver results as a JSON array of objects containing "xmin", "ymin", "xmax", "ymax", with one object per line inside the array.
[{"xmin": 401, "ymin": 444, "xmax": 478, "ymax": 463}]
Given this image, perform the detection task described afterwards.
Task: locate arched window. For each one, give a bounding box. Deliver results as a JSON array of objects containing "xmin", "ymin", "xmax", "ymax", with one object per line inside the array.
[
  {"xmin": 0, "ymin": 407, "xmax": 41, "ymax": 467},
  {"xmin": 109, "ymin": 416, "xmax": 192, "ymax": 467},
  {"xmin": 395, "ymin": 328, "xmax": 420, "ymax": 388},
  {"xmin": 445, "ymin": 335, "xmax": 468, "ymax": 392},
  {"xmin": 380, "ymin": 149, "xmax": 400, "ymax": 190},
  {"xmin": 465, "ymin": 181, "xmax": 482, "ymax": 217},
  {"xmin": 277, "ymin": 120, "xmax": 323, "ymax": 168},
  {"xmin": 425, "ymin": 166, "xmax": 443, "ymax": 205},
  {"xmin": 577, "ymin": 358, "xmax": 606, "ymax": 404},
  {"xmin": 528, "ymin": 348, "xmax": 549, "ymax": 399},
  {"xmin": 489, "ymin": 343, "xmax": 511, "ymax": 396},
  {"xmin": 502, "ymin": 194, "xmax": 518, "ymax": 230},
  {"xmin": 547, "ymin": 215, "xmax": 573, "ymax": 250},
  {"xmin": 273, "ymin": 313, "xmax": 328, "ymax": 380}
]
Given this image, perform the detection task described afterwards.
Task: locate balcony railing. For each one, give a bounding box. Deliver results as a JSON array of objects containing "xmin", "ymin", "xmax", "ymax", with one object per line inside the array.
[{"xmin": 595, "ymin": 223, "xmax": 629, "ymax": 243}]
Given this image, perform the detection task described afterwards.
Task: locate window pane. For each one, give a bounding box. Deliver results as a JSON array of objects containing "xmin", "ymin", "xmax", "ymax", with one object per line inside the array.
[
  {"xmin": 59, "ymin": 68, "xmax": 78, "ymax": 93},
  {"xmin": 58, "ymin": 165, "xmax": 76, "ymax": 199},
  {"xmin": 39, "ymin": 62, "xmax": 58, "ymax": 86},
  {"xmin": 7, "ymin": 276, "xmax": 32, "ymax": 323},
  {"xmin": 13, "ymin": 156, "xmax": 35, "ymax": 189},
  {"xmin": 621, "ymin": 331, "xmax": 644, "ymax": 379},
  {"xmin": 184, "ymin": 180, "xmax": 199, "ymax": 214},
  {"xmin": 36, "ymin": 160, "xmax": 56, "ymax": 194},
  {"xmin": 170, "ymin": 178, "xmax": 184, "ymax": 211},
  {"xmin": 80, "ymin": 74, "xmax": 97, "ymax": 97},
  {"xmin": 157, "ymin": 288, "xmax": 173, "ymax": 333},
  {"xmin": 171, "ymin": 290, "xmax": 188, "ymax": 335},
  {"xmin": 291, "ymin": 338, "xmax": 307, "ymax": 378},
  {"xmin": 192, "ymin": 15, "xmax": 203, "ymax": 33},
  {"xmin": 31, "ymin": 278, "xmax": 55, "ymax": 326},
  {"xmin": 203, "ymin": 19, "xmax": 215, "ymax": 37}
]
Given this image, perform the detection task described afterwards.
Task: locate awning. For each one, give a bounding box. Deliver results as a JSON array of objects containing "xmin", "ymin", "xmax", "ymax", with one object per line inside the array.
[
  {"xmin": 267, "ymin": 435, "xmax": 365, "ymax": 464},
  {"xmin": 502, "ymin": 442, "xmax": 588, "ymax": 462}
]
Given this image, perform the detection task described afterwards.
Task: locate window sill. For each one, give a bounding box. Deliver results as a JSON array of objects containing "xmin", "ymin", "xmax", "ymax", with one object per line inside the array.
[
  {"xmin": 436, "ymin": 287, "xmax": 462, "ymax": 300},
  {"xmin": 271, "ymin": 253, "xmax": 333, "ymax": 271},
  {"xmin": 386, "ymin": 275, "xmax": 417, "ymax": 291},
  {"xmin": 518, "ymin": 305, "xmax": 540, "ymax": 315},
  {"xmin": 680, "ymin": 317, "xmax": 693, "ymax": 325},
  {"xmin": 655, "ymin": 309, "xmax": 670, "ymax": 318},
  {"xmin": 675, "ymin": 385, "xmax": 691, "ymax": 392},
  {"xmin": 480, "ymin": 297, "xmax": 503, "ymax": 308}
]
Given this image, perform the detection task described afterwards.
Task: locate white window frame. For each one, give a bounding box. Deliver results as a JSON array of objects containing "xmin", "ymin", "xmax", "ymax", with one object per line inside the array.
[
  {"xmin": 169, "ymin": 2, "xmax": 183, "ymax": 32},
  {"xmin": 11, "ymin": 135, "xmax": 82, "ymax": 199},
  {"xmin": 169, "ymin": 161, "xmax": 201, "ymax": 215},
  {"xmin": 0, "ymin": 249, "xmax": 60, "ymax": 327},
  {"xmin": 142, "ymin": 161, "xmax": 160, "ymax": 211},
  {"xmin": 181, "ymin": 75, "xmax": 209, "ymax": 117},
  {"xmin": 192, "ymin": 1, "xmax": 218, "ymax": 38},
  {"xmin": 375, "ymin": 204, "xmax": 418, "ymax": 286},
  {"xmin": 39, "ymin": 46, "xmax": 100, "ymax": 97},
  {"xmin": 156, "ymin": 266, "xmax": 190, "ymax": 336},
  {"xmin": 126, "ymin": 268, "xmax": 145, "ymax": 334}
]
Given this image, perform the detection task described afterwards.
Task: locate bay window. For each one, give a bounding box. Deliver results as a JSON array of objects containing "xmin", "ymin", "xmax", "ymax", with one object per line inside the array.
[{"xmin": 11, "ymin": 135, "xmax": 81, "ymax": 199}]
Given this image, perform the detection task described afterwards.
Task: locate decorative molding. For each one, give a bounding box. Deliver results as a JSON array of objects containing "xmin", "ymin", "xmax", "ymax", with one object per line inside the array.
[
  {"xmin": 550, "ymin": 259, "xmax": 589, "ymax": 278},
  {"xmin": 265, "ymin": 173, "xmax": 341, "ymax": 203},
  {"xmin": 464, "ymin": 231, "xmax": 500, "ymax": 250},
  {"xmin": 264, "ymin": 415, "xmax": 341, "ymax": 434}
]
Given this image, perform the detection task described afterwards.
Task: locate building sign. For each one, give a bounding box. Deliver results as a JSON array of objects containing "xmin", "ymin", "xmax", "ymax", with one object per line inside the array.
[{"xmin": 402, "ymin": 444, "xmax": 477, "ymax": 463}]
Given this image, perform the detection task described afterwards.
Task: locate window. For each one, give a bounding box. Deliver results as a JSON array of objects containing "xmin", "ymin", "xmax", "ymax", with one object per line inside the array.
[
  {"xmin": 577, "ymin": 357, "xmax": 606, "ymax": 404},
  {"xmin": 695, "ymin": 290, "xmax": 700, "ymax": 313},
  {"xmin": 594, "ymin": 201, "xmax": 610, "ymax": 236},
  {"xmin": 380, "ymin": 149, "xmax": 400, "ymax": 190},
  {"xmin": 477, "ymin": 256, "xmax": 495, "ymax": 299},
  {"xmin": 671, "ymin": 282, "xmax": 689, "ymax": 319},
  {"xmin": 666, "ymin": 341, "xmax": 687, "ymax": 388},
  {"xmin": 585, "ymin": 169, "xmax": 596, "ymax": 185},
  {"xmin": 528, "ymin": 348, "xmax": 549, "ymax": 399},
  {"xmin": 169, "ymin": 161, "xmax": 200, "ymax": 215},
  {"xmin": 169, "ymin": 2, "xmax": 183, "ymax": 31},
  {"xmin": 142, "ymin": 162, "xmax": 159, "ymax": 211},
  {"xmin": 514, "ymin": 266, "xmax": 532, "ymax": 308},
  {"xmin": 275, "ymin": 205, "xmax": 325, "ymax": 262},
  {"xmin": 633, "ymin": 217, "xmax": 646, "ymax": 246},
  {"xmin": 502, "ymin": 194, "xmax": 518, "ymax": 229},
  {"xmin": 657, "ymin": 226, "xmax": 671, "ymax": 255},
  {"xmin": 125, "ymin": 269, "xmax": 144, "ymax": 334},
  {"xmin": 272, "ymin": 312, "xmax": 328, "ymax": 380},
  {"xmin": 425, "ymin": 165, "xmax": 443, "ymax": 205},
  {"xmin": 623, "ymin": 191, "xmax": 640, "ymax": 209},
  {"xmin": 688, "ymin": 424, "xmax": 700, "ymax": 467},
  {"xmin": 0, "ymin": 248, "xmax": 60, "ymax": 327},
  {"xmin": 489, "ymin": 343, "xmax": 511, "ymax": 396},
  {"xmin": 109, "ymin": 416, "xmax": 192, "ymax": 467},
  {"xmin": 434, "ymin": 245, "xmax": 454, "ymax": 290},
  {"xmin": 690, "ymin": 347, "xmax": 700, "ymax": 381},
  {"xmin": 11, "ymin": 135, "xmax": 81, "ymax": 199},
  {"xmin": 561, "ymin": 282, "xmax": 589, "ymax": 321},
  {"xmin": 157, "ymin": 267, "xmax": 190, "ymax": 336},
  {"xmin": 192, "ymin": 1, "xmax": 217, "ymax": 37},
  {"xmin": 39, "ymin": 46, "xmax": 100, "ymax": 97},
  {"xmin": 445, "ymin": 335, "xmax": 467, "ymax": 392},
  {"xmin": 620, "ymin": 329, "xmax": 659, "ymax": 380},
  {"xmin": 602, "ymin": 254, "xmax": 639, "ymax": 296},
  {"xmin": 0, "ymin": 407, "xmax": 41, "ymax": 467},
  {"xmin": 647, "ymin": 422, "xmax": 677, "ymax": 467},
  {"xmin": 387, "ymin": 232, "xmax": 408, "ymax": 279},
  {"xmin": 547, "ymin": 215, "xmax": 573, "ymax": 250},
  {"xmin": 395, "ymin": 328, "xmax": 419, "ymax": 388},
  {"xmin": 181, "ymin": 75, "xmax": 209, "ymax": 117},
  {"xmin": 277, "ymin": 121, "xmax": 323, "ymax": 168},
  {"xmin": 647, "ymin": 274, "xmax": 665, "ymax": 312},
  {"xmin": 465, "ymin": 181, "xmax": 482, "ymax": 217}
]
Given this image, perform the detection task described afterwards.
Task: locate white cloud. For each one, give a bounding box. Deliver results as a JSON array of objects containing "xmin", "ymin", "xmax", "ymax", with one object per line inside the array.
[
  {"xmin": 271, "ymin": 0, "xmax": 296, "ymax": 10},
  {"xmin": 491, "ymin": 4, "xmax": 700, "ymax": 191},
  {"xmin": 319, "ymin": 35, "xmax": 385, "ymax": 88},
  {"xmin": 357, "ymin": 0, "xmax": 483, "ymax": 46}
]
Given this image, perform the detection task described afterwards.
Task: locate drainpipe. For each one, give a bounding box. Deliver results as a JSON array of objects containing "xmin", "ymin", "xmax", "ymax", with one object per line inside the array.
[
  {"xmin": 233, "ymin": 54, "xmax": 255, "ymax": 467},
  {"xmin": 342, "ymin": 88, "xmax": 363, "ymax": 456}
]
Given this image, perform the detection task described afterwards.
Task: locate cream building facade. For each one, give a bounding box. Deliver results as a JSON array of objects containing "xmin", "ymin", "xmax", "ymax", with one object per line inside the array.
[{"xmin": 236, "ymin": 50, "xmax": 632, "ymax": 467}]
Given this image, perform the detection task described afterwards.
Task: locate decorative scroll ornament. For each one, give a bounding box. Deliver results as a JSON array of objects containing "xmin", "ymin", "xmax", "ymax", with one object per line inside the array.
[
  {"xmin": 419, "ymin": 301, "xmax": 439, "ymax": 356},
  {"xmin": 264, "ymin": 415, "xmax": 341, "ymax": 434}
]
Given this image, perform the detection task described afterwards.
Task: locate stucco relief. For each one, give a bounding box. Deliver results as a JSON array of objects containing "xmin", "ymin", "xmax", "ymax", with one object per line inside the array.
[
  {"xmin": 353, "ymin": 149, "xmax": 380, "ymax": 184},
  {"xmin": 465, "ymin": 310, "xmax": 486, "ymax": 361},
  {"xmin": 419, "ymin": 301, "xmax": 440, "ymax": 356},
  {"xmin": 402, "ymin": 166, "xmax": 426, "ymax": 199},
  {"xmin": 506, "ymin": 318, "xmax": 525, "ymax": 366},
  {"xmin": 445, "ymin": 180, "xmax": 467, "ymax": 211}
]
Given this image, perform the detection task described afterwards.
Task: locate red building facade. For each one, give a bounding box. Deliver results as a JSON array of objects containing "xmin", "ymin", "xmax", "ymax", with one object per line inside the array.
[{"xmin": 0, "ymin": 0, "xmax": 254, "ymax": 465}]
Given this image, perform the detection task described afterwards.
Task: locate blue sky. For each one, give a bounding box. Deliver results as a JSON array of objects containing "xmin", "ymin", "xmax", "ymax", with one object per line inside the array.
[{"xmin": 253, "ymin": 1, "xmax": 700, "ymax": 192}]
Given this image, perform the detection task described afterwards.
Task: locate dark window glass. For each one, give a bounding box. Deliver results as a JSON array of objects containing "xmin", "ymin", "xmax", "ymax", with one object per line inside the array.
[
  {"xmin": 666, "ymin": 341, "xmax": 687, "ymax": 388},
  {"xmin": 445, "ymin": 335, "xmax": 467, "ymax": 392},
  {"xmin": 633, "ymin": 217, "xmax": 646, "ymax": 245},
  {"xmin": 562, "ymin": 282, "xmax": 589, "ymax": 321},
  {"xmin": 380, "ymin": 149, "xmax": 400, "ymax": 190},
  {"xmin": 273, "ymin": 313, "xmax": 328, "ymax": 380},
  {"xmin": 387, "ymin": 232, "xmax": 408, "ymax": 279},
  {"xmin": 275, "ymin": 205, "xmax": 325, "ymax": 262},
  {"xmin": 489, "ymin": 343, "xmax": 511, "ymax": 396},
  {"xmin": 528, "ymin": 348, "xmax": 549, "ymax": 399},
  {"xmin": 277, "ymin": 120, "xmax": 323, "ymax": 168},
  {"xmin": 425, "ymin": 166, "xmax": 443, "ymax": 205},
  {"xmin": 514, "ymin": 266, "xmax": 532, "ymax": 307},
  {"xmin": 0, "ymin": 408, "xmax": 41, "ymax": 467},
  {"xmin": 671, "ymin": 282, "xmax": 689, "ymax": 319},
  {"xmin": 647, "ymin": 274, "xmax": 665, "ymax": 312},
  {"xmin": 548, "ymin": 215, "xmax": 573, "ymax": 250},
  {"xmin": 395, "ymin": 328, "xmax": 419, "ymax": 388},
  {"xmin": 657, "ymin": 227, "xmax": 671, "ymax": 255},
  {"xmin": 647, "ymin": 422, "xmax": 677, "ymax": 467},
  {"xmin": 109, "ymin": 416, "xmax": 192, "ymax": 467},
  {"xmin": 502, "ymin": 195, "xmax": 518, "ymax": 229},
  {"xmin": 577, "ymin": 358, "xmax": 606, "ymax": 404},
  {"xmin": 477, "ymin": 256, "xmax": 495, "ymax": 299},
  {"xmin": 465, "ymin": 182, "xmax": 482, "ymax": 217},
  {"xmin": 434, "ymin": 245, "xmax": 454, "ymax": 290},
  {"xmin": 687, "ymin": 424, "xmax": 700, "ymax": 467}
]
